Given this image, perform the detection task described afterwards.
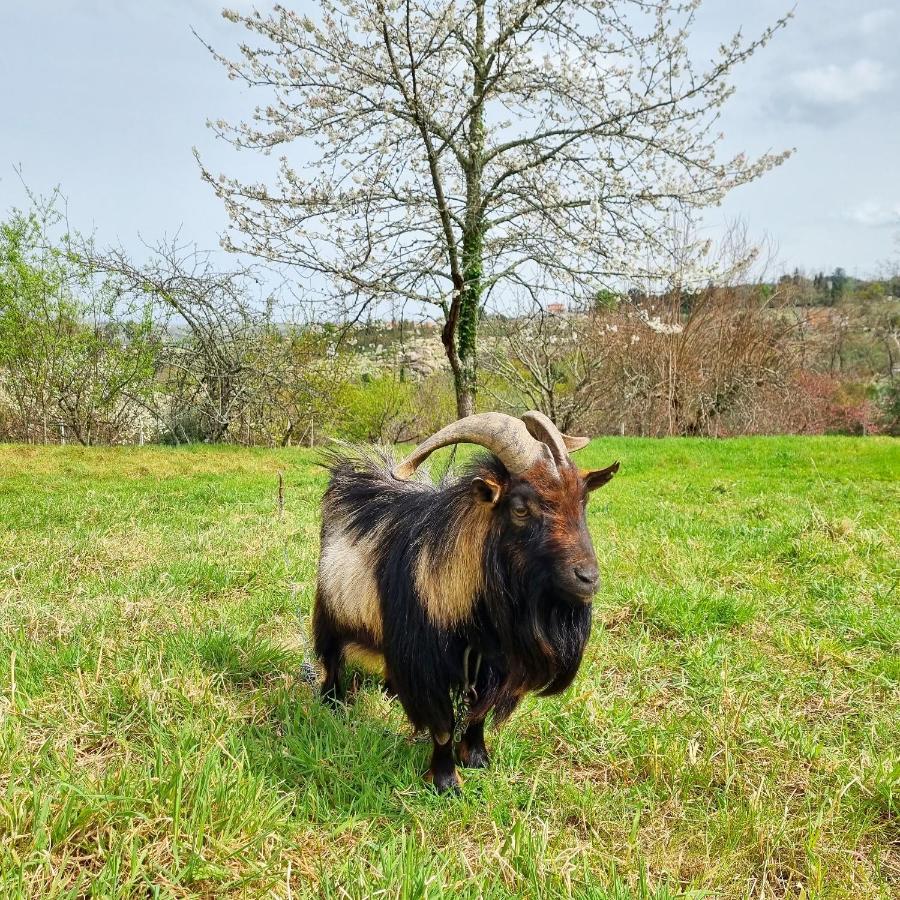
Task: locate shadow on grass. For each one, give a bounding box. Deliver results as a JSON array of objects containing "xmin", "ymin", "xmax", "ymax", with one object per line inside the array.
[
  {"xmin": 192, "ymin": 628, "xmax": 299, "ymax": 687},
  {"xmin": 182, "ymin": 626, "xmax": 434, "ymax": 820}
]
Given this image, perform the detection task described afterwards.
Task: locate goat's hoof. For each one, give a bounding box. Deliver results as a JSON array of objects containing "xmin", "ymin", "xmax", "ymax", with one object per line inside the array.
[
  {"xmin": 425, "ymin": 768, "xmax": 463, "ymax": 794},
  {"xmin": 457, "ymin": 740, "xmax": 490, "ymax": 769}
]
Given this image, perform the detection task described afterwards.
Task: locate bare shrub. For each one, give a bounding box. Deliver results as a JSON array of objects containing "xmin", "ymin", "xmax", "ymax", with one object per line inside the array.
[
  {"xmin": 603, "ymin": 284, "xmax": 802, "ymax": 436},
  {"xmin": 482, "ymin": 307, "xmax": 607, "ymax": 432},
  {"xmin": 485, "ymin": 224, "xmax": 804, "ymax": 436}
]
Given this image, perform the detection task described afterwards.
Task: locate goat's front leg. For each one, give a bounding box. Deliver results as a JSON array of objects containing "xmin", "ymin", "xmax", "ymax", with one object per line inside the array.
[
  {"xmin": 456, "ymin": 717, "xmax": 490, "ymax": 769},
  {"xmin": 425, "ymin": 721, "xmax": 462, "ymax": 794}
]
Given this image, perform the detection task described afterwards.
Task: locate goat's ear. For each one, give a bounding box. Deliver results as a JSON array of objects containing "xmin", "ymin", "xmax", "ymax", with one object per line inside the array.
[
  {"xmin": 472, "ymin": 475, "xmax": 504, "ymax": 505},
  {"xmin": 584, "ymin": 461, "xmax": 620, "ymax": 493}
]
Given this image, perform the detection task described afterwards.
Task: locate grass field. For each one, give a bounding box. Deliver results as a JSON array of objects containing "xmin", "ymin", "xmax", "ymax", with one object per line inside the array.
[{"xmin": 0, "ymin": 437, "xmax": 897, "ymax": 899}]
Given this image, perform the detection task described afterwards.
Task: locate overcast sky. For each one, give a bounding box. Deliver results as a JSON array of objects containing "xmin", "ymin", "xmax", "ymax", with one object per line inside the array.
[{"xmin": 1, "ymin": 0, "xmax": 897, "ymax": 280}]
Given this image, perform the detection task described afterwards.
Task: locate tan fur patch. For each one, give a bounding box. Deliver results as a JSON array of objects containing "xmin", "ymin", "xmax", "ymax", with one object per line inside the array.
[
  {"xmin": 318, "ymin": 529, "xmax": 384, "ymax": 641},
  {"xmin": 414, "ymin": 506, "xmax": 491, "ymax": 627},
  {"xmin": 344, "ymin": 643, "xmax": 386, "ymax": 675}
]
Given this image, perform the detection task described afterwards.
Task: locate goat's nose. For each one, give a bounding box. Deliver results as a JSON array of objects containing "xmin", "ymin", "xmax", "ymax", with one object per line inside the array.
[{"xmin": 573, "ymin": 564, "xmax": 599, "ymax": 587}]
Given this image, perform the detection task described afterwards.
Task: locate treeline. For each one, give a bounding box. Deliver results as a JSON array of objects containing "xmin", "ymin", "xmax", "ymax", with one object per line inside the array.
[
  {"xmin": 1, "ymin": 198, "xmax": 898, "ymax": 445},
  {"xmin": 780, "ymin": 267, "xmax": 900, "ymax": 307}
]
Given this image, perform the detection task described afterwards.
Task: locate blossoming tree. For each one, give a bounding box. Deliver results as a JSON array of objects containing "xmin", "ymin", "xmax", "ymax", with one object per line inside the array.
[{"xmin": 199, "ymin": 0, "xmax": 791, "ymax": 417}]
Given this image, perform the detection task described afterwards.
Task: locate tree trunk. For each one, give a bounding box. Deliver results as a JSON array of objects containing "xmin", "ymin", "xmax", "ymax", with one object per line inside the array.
[
  {"xmin": 456, "ymin": 379, "xmax": 476, "ymax": 418},
  {"xmin": 455, "ymin": 239, "xmax": 481, "ymax": 418},
  {"xmin": 451, "ymin": 0, "xmax": 486, "ymax": 420}
]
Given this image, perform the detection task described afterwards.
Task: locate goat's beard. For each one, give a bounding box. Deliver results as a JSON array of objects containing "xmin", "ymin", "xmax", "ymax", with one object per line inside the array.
[{"xmin": 470, "ymin": 550, "xmax": 593, "ymax": 722}]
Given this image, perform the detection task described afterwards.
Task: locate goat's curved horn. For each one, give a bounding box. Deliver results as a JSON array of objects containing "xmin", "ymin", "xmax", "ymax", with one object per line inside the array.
[
  {"xmin": 520, "ymin": 410, "xmax": 589, "ymax": 462},
  {"xmin": 392, "ymin": 412, "xmax": 552, "ymax": 479}
]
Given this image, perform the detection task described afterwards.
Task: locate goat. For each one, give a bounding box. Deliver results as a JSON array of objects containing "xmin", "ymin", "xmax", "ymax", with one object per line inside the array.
[{"xmin": 313, "ymin": 411, "xmax": 618, "ymax": 792}]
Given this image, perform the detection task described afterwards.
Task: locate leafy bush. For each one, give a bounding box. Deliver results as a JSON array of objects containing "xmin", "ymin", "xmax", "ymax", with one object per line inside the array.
[
  {"xmin": 332, "ymin": 374, "xmax": 417, "ymax": 444},
  {"xmin": 328, "ymin": 371, "xmax": 458, "ymax": 445}
]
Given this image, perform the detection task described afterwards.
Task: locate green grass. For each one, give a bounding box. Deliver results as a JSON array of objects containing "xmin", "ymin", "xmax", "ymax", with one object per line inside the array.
[{"xmin": 0, "ymin": 437, "xmax": 897, "ymax": 899}]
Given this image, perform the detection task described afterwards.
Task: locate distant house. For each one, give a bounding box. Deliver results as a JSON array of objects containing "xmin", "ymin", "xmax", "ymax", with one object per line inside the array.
[{"xmin": 546, "ymin": 302, "xmax": 566, "ymax": 314}]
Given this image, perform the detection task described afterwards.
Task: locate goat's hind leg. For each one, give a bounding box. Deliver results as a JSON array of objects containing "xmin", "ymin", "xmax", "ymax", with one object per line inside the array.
[
  {"xmin": 312, "ymin": 593, "xmax": 346, "ymax": 706},
  {"xmin": 456, "ymin": 717, "xmax": 490, "ymax": 769},
  {"xmin": 319, "ymin": 641, "xmax": 345, "ymax": 707}
]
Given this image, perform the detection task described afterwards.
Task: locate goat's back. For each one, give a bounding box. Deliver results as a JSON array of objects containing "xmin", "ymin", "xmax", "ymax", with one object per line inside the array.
[{"xmin": 317, "ymin": 448, "xmax": 437, "ymax": 644}]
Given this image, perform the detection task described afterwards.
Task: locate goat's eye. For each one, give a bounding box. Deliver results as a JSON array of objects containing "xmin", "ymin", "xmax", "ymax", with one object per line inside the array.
[{"xmin": 511, "ymin": 501, "xmax": 531, "ymax": 521}]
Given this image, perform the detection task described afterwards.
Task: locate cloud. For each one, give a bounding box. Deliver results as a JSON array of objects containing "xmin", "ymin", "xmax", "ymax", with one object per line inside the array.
[
  {"xmin": 859, "ymin": 8, "xmax": 897, "ymax": 36},
  {"xmin": 789, "ymin": 59, "xmax": 890, "ymax": 106},
  {"xmin": 768, "ymin": 57, "xmax": 893, "ymax": 124},
  {"xmin": 846, "ymin": 202, "xmax": 900, "ymax": 229}
]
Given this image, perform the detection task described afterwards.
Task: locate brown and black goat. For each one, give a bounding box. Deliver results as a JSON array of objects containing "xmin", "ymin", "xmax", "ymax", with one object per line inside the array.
[{"xmin": 313, "ymin": 411, "xmax": 618, "ymax": 792}]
